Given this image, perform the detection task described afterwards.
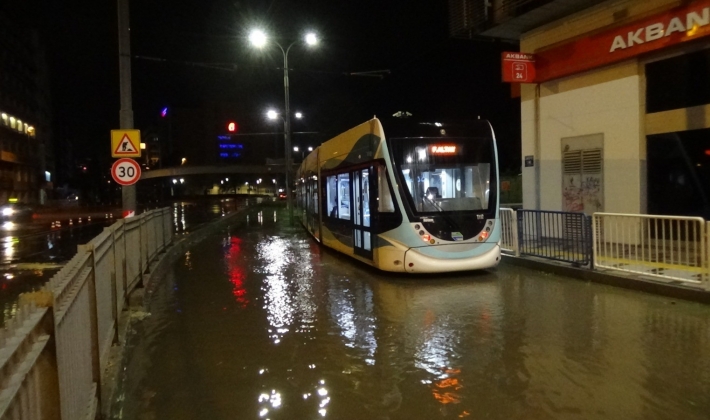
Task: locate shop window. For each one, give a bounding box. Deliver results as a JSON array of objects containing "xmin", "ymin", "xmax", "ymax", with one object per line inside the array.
[
  {"xmin": 647, "ymin": 129, "xmax": 710, "ymax": 218},
  {"xmin": 646, "ymin": 49, "xmax": 710, "ymax": 113}
]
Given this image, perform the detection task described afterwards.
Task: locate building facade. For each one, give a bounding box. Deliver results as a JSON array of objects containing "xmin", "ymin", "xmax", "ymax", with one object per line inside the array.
[
  {"xmin": 0, "ymin": 4, "xmax": 53, "ymax": 205},
  {"xmin": 451, "ymin": 0, "xmax": 710, "ymax": 218}
]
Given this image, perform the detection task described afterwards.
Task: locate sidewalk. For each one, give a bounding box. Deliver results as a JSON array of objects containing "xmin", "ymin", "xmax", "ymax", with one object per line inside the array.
[{"xmin": 501, "ymin": 254, "xmax": 710, "ymax": 304}]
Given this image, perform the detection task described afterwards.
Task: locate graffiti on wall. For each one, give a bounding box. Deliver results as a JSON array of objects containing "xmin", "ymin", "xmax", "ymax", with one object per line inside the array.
[{"xmin": 563, "ymin": 174, "xmax": 603, "ymax": 213}]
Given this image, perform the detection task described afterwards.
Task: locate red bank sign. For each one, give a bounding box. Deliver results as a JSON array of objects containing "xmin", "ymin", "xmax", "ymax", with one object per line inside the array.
[
  {"xmin": 502, "ymin": 52, "xmax": 536, "ymax": 83},
  {"xmin": 505, "ymin": 1, "xmax": 710, "ymax": 83}
]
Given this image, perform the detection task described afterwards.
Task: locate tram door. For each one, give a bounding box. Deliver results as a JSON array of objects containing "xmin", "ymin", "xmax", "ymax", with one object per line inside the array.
[{"xmin": 353, "ymin": 168, "xmax": 373, "ymax": 259}]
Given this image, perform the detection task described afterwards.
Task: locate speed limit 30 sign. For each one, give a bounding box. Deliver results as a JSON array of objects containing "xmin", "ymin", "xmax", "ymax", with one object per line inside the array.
[{"xmin": 111, "ymin": 158, "xmax": 141, "ymax": 186}]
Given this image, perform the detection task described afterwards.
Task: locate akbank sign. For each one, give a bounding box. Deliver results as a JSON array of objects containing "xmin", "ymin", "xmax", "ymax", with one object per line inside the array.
[
  {"xmin": 532, "ymin": 1, "xmax": 710, "ymax": 83},
  {"xmin": 609, "ymin": 7, "xmax": 710, "ymax": 52}
]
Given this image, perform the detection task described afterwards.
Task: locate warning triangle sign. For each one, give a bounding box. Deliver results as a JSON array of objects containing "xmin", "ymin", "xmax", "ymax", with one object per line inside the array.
[{"xmin": 114, "ymin": 134, "xmax": 139, "ymax": 155}]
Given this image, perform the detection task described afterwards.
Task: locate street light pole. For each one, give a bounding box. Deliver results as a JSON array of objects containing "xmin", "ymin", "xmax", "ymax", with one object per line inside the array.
[
  {"xmin": 282, "ymin": 45, "xmax": 293, "ymax": 225},
  {"xmin": 249, "ymin": 29, "xmax": 317, "ymax": 225}
]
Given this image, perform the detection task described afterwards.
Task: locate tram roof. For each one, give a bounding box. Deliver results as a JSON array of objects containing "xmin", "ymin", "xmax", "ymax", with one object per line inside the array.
[{"xmin": 379, "ymin": 117, "xmax": 494, "ymax": 139}]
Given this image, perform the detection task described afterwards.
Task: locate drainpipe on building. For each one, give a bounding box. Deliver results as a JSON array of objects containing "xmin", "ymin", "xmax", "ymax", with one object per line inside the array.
[{"xmin": 534, "ymin": 83, "xmax": 541, "ymax": 210}]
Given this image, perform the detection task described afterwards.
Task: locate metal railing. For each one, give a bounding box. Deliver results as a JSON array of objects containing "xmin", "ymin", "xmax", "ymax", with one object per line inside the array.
[
  {"xmin": 499, "ymin": 208, "xmax": 520, "ymax": 256},
  {"xmin": 0, "ymin": 208, "xmax": 172, "ymax": 420},
  {"xmin": 593, "ymin": 213, "xmax": 709, "ymax": 288},
  {"xmin": 517, "ymin": 209, "xmax": 592, "ymax": 266}
]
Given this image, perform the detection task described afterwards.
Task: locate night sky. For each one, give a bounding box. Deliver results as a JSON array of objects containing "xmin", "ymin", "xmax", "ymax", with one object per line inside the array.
[{"xmin": 40, "ymin": 0, "xmax": 521, "ymax": 176}]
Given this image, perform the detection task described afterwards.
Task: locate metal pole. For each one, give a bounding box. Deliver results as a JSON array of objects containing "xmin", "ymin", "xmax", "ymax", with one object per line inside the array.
[
  {"xmin": 283, "ymin": 50, "xmax": 294, "ymax": 224},
  {"xmin": 118, "ymin": 0, "xmax": 136, "ymax": 215}
]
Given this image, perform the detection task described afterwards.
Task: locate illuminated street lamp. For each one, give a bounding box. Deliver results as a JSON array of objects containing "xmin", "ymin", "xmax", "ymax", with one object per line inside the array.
[{"xmin": 250, "ymin": 28, "xmax": 318, "ymax": 224}]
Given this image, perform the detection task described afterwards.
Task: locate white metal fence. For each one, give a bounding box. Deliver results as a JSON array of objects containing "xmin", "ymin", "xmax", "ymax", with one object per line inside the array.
[
  {"xmin": 0, "ymin": 208, "xmax": 172, "ymax": 420},
  {"xmin": 501, "ymin": 209, "xmax": 710, "ymax": 290},
  {"xmin": 499, "ymin": 208, "xmax": 519, "ymax": 256},
  {"xmin": 593, "ymin": 213, "xmax": 709, "ymax": 288}
]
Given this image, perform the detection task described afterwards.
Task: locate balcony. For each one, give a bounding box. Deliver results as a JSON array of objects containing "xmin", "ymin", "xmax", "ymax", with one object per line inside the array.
[{"xmin": 449, "ymin": 0, "xmax": 602, "ymax": 41}]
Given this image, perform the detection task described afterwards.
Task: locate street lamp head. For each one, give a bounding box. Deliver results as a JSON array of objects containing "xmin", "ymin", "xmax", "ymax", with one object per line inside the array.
[
  {"xmin": 308, "ymin": 146, "xmax": 313, "ymax": 152},
  {"xmin": 293, "ymin": 146, "xmax": 299, "ymax": 152},
  {"xmin": 249, "ymin": 29, "xmax": 268, "ymax": 48},
  {"xmin": 305, "ymin": 32, "xmax": 318, "ymax": 46},
  {"xmin": 266, "ymin": 110, "xmax": 279, "ymax": 120},
  {"xmin": 294, "ymin": 112, "xmax": 303, "ymax": 119}
]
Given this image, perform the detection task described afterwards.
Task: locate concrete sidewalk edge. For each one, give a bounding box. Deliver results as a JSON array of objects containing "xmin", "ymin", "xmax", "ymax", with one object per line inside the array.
[{"xmin": 501, "ymin": 254, "xmax": 710, "ymax": 304}]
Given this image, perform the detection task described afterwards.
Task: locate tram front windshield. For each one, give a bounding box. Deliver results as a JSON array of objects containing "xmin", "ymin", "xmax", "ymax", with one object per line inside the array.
[{"xmin": 390, "ymin": 137, "xmax": 494, "ymax": 214}]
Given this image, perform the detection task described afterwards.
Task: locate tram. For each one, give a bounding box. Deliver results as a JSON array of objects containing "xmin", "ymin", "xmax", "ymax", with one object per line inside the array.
[{"xmin": 294, "ymin": 117, "xmax": 501, "ymax": 273}]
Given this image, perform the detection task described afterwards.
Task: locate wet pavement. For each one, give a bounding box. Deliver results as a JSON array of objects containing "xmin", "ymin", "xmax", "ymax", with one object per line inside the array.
[{"xmin": 111, "ymin": 205, "xmax": 710, "ymax": 420}]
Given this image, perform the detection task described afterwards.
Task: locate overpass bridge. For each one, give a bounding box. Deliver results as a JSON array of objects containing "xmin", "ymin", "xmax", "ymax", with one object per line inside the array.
[{"xmin": 139, "ymin": 164, "xmax": 287, "ymax": 180}]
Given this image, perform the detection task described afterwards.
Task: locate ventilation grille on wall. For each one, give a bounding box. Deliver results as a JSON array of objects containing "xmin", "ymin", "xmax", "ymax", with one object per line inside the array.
[{"xmin": 563, "ymin": 149, "xmax": 602, "ymax": 174}]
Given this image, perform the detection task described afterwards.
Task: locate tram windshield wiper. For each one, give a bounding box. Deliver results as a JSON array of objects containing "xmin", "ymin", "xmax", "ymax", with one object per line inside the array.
[{"xmin": 423, "ymin": 196, "xmax": 444, "ymax": 212}]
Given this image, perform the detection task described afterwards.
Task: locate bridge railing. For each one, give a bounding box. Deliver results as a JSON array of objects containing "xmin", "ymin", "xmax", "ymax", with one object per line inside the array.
[{"xmin": 0, "ymin": 207, "xmax": 173, "ymax": 420}]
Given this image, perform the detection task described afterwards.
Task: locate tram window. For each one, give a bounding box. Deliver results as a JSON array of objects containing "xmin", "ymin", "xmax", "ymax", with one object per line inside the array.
[
  {"xmin": 312, "ymin": 180, "xmax": 319, "ymax": 214},
  {"xmin": 378, "ymin": 165, "xmax": 395, "ymax": 212},
  {"xmin": 338, "ymin": 173, "xmax": 350, "ymax": 220},
  {"xmin": 327, "ymin": 175, "xmax": 338, "ymax": 218},
  {"xmin": 362, "ymin": 169, "xmax": 370, "ymax": 227},
  {"xmin": 404, "ymin": 165, "xmax": 488, "ymax": 212}
]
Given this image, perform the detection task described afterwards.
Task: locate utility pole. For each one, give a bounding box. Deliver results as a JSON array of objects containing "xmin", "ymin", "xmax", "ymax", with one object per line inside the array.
[{"xmin": 118, "ymin": 0, "xmax": 136, "ymax": 215}]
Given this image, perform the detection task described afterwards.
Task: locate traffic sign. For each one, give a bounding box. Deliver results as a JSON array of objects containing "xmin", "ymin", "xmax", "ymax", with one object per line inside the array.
[
  {"xmin": 111, "ymin": 129, "xmax": 141, "ymax": 158},
  {"xmin": 111, "ymin": 158, "xmax": 141, "ymax": 186}
]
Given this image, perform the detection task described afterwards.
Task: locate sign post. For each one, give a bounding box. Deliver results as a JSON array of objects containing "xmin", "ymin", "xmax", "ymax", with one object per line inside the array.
[{"xmin": 118, "ymin": 0, "xmax": 136, "ymax": 217}]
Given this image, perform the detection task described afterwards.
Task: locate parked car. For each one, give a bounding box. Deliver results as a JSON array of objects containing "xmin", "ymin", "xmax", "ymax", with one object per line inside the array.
[{"xmin": 1, "ymin": 203, "xmax": 35, "ymax": 222}]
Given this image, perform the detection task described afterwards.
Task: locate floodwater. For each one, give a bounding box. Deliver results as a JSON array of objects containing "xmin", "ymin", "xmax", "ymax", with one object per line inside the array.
[
  {"xmin": 112, "ymin": 205, "xmax": 710, "ymax": 420},
  {"xmin": 0, "ymin": 198, "xmax": 249, "ymax": 326}
]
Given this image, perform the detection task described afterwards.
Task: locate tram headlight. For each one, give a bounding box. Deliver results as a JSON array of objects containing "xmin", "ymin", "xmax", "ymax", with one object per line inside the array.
[
  {"xmin": 479, "ymin": 231, "xmax": 489, "ymax": 241},
  {"xmin": 421, "ymin": 234, "xmax": 430, "ymax": 242}
]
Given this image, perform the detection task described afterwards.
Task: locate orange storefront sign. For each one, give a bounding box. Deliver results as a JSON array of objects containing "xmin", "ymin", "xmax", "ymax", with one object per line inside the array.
[
  {"xmin": 502, "ymin": 52, "xmax": 536, "ymax": 83},
  {"xmin": 532, "ymin": 0, "xmax": 710, "ymax": 83}
]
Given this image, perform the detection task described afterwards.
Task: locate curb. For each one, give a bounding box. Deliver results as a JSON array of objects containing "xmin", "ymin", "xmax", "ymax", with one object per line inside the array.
[{"xmin": 501, "ymin": 254, "xmax": 710, "ymax": 304}]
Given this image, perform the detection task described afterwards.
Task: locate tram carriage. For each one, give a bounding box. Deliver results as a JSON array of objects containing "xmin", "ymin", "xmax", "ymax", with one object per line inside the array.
[{"xmin": 295, "ymin": 117, "xmax": 501, "ymax": 273}]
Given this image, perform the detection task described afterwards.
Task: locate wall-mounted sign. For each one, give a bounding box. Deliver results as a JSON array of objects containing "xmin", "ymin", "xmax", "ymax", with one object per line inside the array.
[
  {"xmin": 502, "ymin": 52, "xmax": 536, "ymax": 83},
  {"xmin": 534, "ymin": 1, "xmax": 710, "ymax": 83}
]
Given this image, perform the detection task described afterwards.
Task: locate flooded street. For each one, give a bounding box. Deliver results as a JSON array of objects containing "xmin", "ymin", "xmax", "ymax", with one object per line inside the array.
[
  {"xmin": 112, "ymin": 205, "xmax": 710, "ymax": 420},
  {"xmin": 0, "ymin": 198, "xmax": 250, "ymax": 326}
]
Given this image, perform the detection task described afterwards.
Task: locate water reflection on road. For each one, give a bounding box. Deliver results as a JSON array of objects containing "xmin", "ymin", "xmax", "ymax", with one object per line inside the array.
[
  {"xmin": 0, "ymin": 198, "xmax": 248, "ymax": 326},
  {"xmin": 113, "ymin": 206, "xmax": 710, "ymax": 420}
]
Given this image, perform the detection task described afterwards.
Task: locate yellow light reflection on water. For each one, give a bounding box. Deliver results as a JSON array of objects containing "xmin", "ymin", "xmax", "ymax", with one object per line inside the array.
[{"xmin": 3, "ymin": 236, "xmax": 18, "ymax": 260}]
